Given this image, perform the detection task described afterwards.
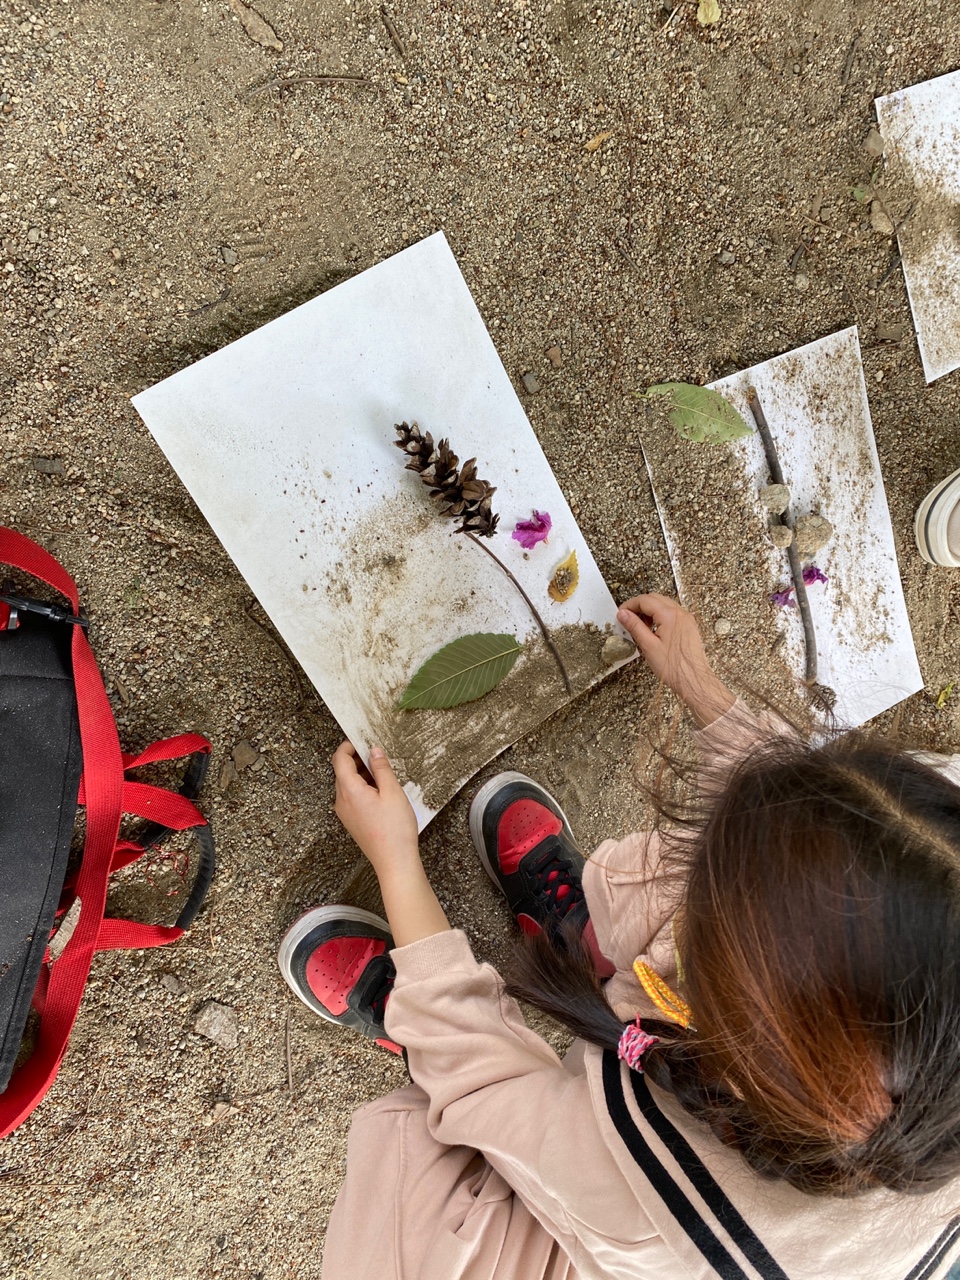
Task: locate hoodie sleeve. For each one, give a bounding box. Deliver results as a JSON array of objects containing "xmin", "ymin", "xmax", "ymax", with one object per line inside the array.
[{"xmin": 383, "ymin": 929, "xmax": 664, "ymax": 1275}]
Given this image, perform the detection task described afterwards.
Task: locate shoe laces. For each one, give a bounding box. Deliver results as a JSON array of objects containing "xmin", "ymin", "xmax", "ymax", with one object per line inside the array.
[
  {"xmin": 361, "ymin": 954, "xmax": 396, "ymax": 1024},
  {"xmin": 530, "ymin": 842, "xmax": 584, "ymax": 919}
]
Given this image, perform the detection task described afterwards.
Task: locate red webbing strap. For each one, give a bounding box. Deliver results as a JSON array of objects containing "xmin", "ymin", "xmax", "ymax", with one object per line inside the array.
[
  {"xmin": 96, "ymin": 920, "xmax": 183, "ymax": 950},
  {"xmin": 76, "ymin": 778, "xmax": 206, "ymax": 830},
  {"xmin": 0, "ymin": 528, "xmax": 124, "ymax": 1138},
  {"xmin": 121, "ymin": 734, "xmax": 211, "ymax": 771}
]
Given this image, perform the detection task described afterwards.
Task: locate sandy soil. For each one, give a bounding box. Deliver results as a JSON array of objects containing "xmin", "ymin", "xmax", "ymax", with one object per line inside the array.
[{"xmin": 1, "ymin": 0, "xmax": 959, "ymax": 1276}]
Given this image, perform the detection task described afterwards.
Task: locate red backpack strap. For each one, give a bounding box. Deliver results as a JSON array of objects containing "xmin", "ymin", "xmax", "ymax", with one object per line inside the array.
[{"xmin": 0, "ymin": 529, "xmax": 125, "ymax": 1138}]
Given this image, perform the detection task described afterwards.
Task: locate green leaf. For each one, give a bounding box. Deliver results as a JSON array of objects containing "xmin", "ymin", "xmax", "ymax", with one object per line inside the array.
[
  {"xmin": 936, "ymin": 682, "xmax": 954, "ymax": 711},
  {"xmin": 644, "ymin": 383, "xmax": 752, "ymax": 444},
  {"xmin": 852, "ymin": 185, "xmax": 871, "ymax": 204},
  {"xmin": 398, "ymin": 633, "xmax": 522, "ymax": 710}
]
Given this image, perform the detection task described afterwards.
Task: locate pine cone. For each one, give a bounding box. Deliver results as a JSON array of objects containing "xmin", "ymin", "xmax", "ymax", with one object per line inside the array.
[{"xmin": 394, "ymin": 421, "xmax": 499, "ymax": 538}]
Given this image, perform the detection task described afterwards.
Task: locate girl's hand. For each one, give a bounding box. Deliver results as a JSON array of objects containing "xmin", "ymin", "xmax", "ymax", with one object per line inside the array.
[
  {"xmin": 332, "ymin": 742, "xmax": 421, "ymax": 880},
  {"xmin": 616, "ymin": 594, "xmax": 736, "ymax": 728},
  {"xmin": 332, "ymin": 741, "xmax": 452, "ymax": 948}
]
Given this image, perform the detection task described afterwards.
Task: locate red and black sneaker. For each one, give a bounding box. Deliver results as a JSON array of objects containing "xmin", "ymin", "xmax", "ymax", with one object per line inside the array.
[
  {"xmin": 277, "ymin": 906, "xmax": 402, "ymax": 1054},
  {"xmin": 469, "ymin": 771, "xmax": 587, "ymax": 937}
]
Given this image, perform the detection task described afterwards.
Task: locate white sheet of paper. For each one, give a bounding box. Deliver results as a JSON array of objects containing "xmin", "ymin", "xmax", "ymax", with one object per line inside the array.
[
  {"xmin": 876, "ymin": 70, "xmax": 960, "ymax": 383},
  {"xmin": 133, "ymin": 232, "xmax": 634, "ymax": 829},
  {"xmin": 645, "ymin": 328, "xmax": 922, "ymax": 727}
]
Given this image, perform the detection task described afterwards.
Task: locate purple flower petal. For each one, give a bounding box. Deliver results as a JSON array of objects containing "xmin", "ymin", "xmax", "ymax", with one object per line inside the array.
[
  {"xmin": 802, "ymin": 564, "xmax": 828, "ymax": 586},
  {"xmin": 770, "ymin": 589, "xmax": 796, "ymax": 608},
  {"xmin": 512, "ymin": 509, "xmax": 552, "ymax": 550}
]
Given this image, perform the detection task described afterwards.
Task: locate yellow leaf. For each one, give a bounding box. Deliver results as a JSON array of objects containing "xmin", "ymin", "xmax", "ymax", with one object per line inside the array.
[
  {"xmin": 584, "ymin": 130, "xmax": 613, "ymax": 153},
  {"xmin": 937, "ymin": 682, "xmax": 954, "ymax": 710},
  {"xmin": 548, "ymin": 550, "xmax": 579, "ymax": 602},
  {"xmin": 697, "ymin": 0, "xmax": 721, "ymax": 25}
]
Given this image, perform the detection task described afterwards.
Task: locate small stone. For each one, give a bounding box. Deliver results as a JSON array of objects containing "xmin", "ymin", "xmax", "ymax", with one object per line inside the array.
[
  {"xmin": 232, "ymin": 739, "xmax": 260, "ymax": 770},
  {"xmin": 521, "ymin": 371, "xmax": 541, "ymax": 395},
  {"xmin": 794, "ymin": 273, "xmax": 810, "ymax": 292},
  {"xmin": 26, "ymin": 227, "xmax": 39, "ymax": 243},
  {"xmin": 218, "ymin": 758, "xmax": 239, "ymax": 793},
  {"xmin": 30, "ymin": 456, "xmax": 65, "ymax": 475},
  {"xmin": 876, "ymin": 321, "xmax": 906, "ymax": 343},
  {"xmin": 203, "ymin": 1101, "xmax": 240, "ymax": 1126},
  {"xmin": 793, "ymin": 513, "xmax": 833, "ymax": 557},
  {"xmin": 194, "ymin": 1001, "xmax": 238, "ymax": 1051},
  {"xmin": 864, "ymin": 127, "xmax": 885, "ymax": 158},
  {"xmin": 545, "ymin": 345, "xmax": 562, "ymax": 368},
  {"xmin": 110, "ymin": 246, "xmax": 122, "ymax": 261},
  {"xmin": 769, "ymin": 523, "xmax": 794, "ymax": 549},
  {"xmin": 219, "ymin": 245, "xmax": 239, "ymax": 265},
  {"xmin": 870, "ymin": 201, "xmax": 895, "ymax": 235},
  {"xmin": 160, "ymin": 972, "xmax": 184, "ymax": 995},
  {"xmin": 713, "ymin": 617, "xmax": 732, "ymax": 637},
  {"xmin": 601, "ymin": 634, "xmax": 636, "ymax": 666},
  {"xmin": 758, "ymin": 483, "xmax": 790, "ymax": 515},
  {"xmin": 718, "ymin": 250, "xmax": 735, "ymax": 265}
]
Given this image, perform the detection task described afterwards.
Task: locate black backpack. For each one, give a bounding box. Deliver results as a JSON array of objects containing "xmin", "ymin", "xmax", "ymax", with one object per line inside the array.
[{"xmin": 0, "ymin": 527, "xmax": 215, "ymax": 1136}]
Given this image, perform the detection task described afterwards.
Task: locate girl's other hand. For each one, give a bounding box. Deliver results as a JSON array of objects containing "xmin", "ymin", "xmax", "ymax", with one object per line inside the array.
[
  {"xmin": 616, "ymin": 594, "xmax": 736, "ymax": 728},
  {"xmin": 332, "ymin": 742, "xmax": 421, "ymax": 880}
]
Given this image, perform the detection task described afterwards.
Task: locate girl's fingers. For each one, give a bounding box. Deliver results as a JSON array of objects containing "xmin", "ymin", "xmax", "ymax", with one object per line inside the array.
[
  {"xmin": 332, "ymin": 741, "xmax": 365, "ymax": 789},
  {"xmin": 367, "ymin": 746, "xmax": 400, "ymax": 791}
]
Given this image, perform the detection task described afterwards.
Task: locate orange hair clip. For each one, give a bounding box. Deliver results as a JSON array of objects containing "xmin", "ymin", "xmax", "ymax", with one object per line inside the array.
[{"xmin": 633, "ymin": 959, "xmax": 693, "ymax": 1029}]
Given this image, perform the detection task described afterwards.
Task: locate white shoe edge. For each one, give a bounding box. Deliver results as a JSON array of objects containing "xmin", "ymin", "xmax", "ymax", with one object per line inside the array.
[
  {"xmin": 277, "ymin": 904, "xmax": 391, "ymax": 1020},
  {"xmin": 915, "ymin": 467, "xmax": 960, "ymax": 567}
]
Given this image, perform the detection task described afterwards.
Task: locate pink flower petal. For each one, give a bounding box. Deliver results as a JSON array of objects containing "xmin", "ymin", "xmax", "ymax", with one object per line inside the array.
[
  {"xmin": 770, "ymin": 589, "xmax": 795, "ymax": 608},
  {"xmin": 802, "ymin": 564, "xmax": 828, "ymax": 586},
  {"xmin": 512, "ymin": 510, "xmax": 552, "ymax": 550}
]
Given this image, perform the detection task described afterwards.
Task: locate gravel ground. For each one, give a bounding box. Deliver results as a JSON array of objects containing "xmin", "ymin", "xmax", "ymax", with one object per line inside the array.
[{"xmin": 1, "ymin": 0, "xmax": 959, "ymax": 1276}]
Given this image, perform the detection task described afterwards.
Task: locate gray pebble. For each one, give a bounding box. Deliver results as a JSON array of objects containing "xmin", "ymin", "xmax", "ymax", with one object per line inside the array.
[
  {"xmin": 718, "ymin": 250, "xmax": 735, "ymax": 265},
  {"xmin": 870, "ymin": 201, "xmax": 895, "ymax": 235},
  {"xmin": 219, "ymin": 245, "xmax": 239, "ymax": 265},
  {"xmin": 521, "ymin": 371, "xmax": 541, "ymax": 395},
  {"xmin": 864, "ymin": 127, "xmax": 885, "ymax": 158},
  {"xmin": 713, "ymin": 617, "xmax": 732, "ymax": 637},
  {"xmin": 232, "ymin": 739, "xmax": 260, "ymax": 770},
  {"xmin": 30, "ymin": 455, "xmax": 65, "ymax": 474},
  {"xmin": 601, "ymin": 634, "xmax": 636, "ymax": 666},
  {"xmin": 194, "ymin": 1000, "xmax": 238, "ymax": 1051}
]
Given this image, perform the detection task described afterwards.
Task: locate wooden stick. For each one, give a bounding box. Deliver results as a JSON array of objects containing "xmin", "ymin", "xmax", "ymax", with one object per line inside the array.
[
  {"xmin": 246, "ymin": 74, "xmax": 375, "ymax": 100},
  {"xmin": 380, "ymin": 5, "xmax": 407, "ymax": 58},
  {"xmin": 462, "ymin": 531, "xmax": 573, "ymax": 695},
  {"xmin": 746, "ymin": 387, "xmax": 818, "ymax": 686},
  {"xmin": 285, "ymin": 1008, "xmax": 294, "ymax": 1097}
]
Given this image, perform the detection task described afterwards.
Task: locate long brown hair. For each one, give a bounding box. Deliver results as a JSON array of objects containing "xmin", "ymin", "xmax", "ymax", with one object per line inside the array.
[{"xmin": 506, "ymin": 725, "xmax": 960, "ymax": 1196}]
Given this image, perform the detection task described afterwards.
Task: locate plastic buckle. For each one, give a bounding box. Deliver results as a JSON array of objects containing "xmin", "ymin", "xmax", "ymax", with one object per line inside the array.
[{"xmin": 0, "ymin": 581, "xmax": 89, "ymax": 630}]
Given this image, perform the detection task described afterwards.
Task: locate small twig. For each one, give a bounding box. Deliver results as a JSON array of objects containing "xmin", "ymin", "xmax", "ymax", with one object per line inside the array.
[
  {"xmin": 461, "ymin": 531, "xmax": 573, "ymax": 695},
  {"xmin": 189, "ymin": 281, "xmax": 232, "ymax": 318},
  {"xmin": 788, "ymin": 244, "xmax": 806, "ymax": 272},
  {"xmin": 245, "ymin": 74, "xmax": 375, "ymax": 100},
  {"xmin": 45, "ymin": 1070, "xmax": 105, "ymax": 1155},
  {"xmin": 285, "ymin": 1008, "xmax": 294, "ymax": 1097},
  {"xmin": 661, "ymin": 4, "xmax": 681, "ymax": 32},
  {"xmin": 613, "ymin": 238, "xmax": 641, "ymax": 274},
  {"xmin": 380, "ymin": 5, "xmax": 407, "ymax": 58},
  {"xmin": 746, "ymin": 387, "xmax": 818, "ymax": 686},
  {"xmin": 877, "ymin": 254, "xmax": 903, "ymax": 288},
  {"xmin": 892, "ymin": 198, "xmax": 916, "ymax": 237},
  {"xmin": 839, "ymin": 32, "xmax": 860, "ymax": 88}
]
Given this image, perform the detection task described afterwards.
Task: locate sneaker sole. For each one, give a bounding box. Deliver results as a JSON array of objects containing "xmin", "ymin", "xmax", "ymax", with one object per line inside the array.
[
  {"xmin": 468, "ymin": 771, "xmax": 576, "ymax": 896},
  {"xmin": 277, "ymin": 904, "xmax": 391, "ymax": 1021},
  {"xmin": 914, "ymin": 466, "xmax": 960, "ymax": 567}
]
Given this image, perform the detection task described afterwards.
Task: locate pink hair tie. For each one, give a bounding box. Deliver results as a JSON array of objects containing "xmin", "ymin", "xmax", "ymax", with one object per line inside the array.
[{"xmin": 617, "ymin": 1017, "xmax": 660, "ymax": 1072}]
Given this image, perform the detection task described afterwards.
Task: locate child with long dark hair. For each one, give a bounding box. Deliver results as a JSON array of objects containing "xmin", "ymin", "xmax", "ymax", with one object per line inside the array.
[{"xmin": 279, "ymin": 593, "xmax": 960, "ymax": 1279}]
